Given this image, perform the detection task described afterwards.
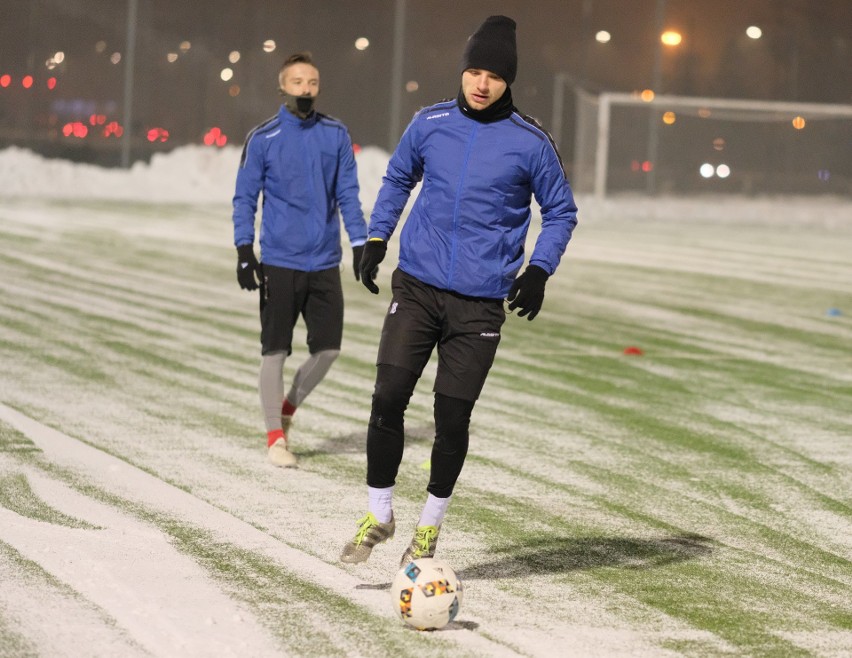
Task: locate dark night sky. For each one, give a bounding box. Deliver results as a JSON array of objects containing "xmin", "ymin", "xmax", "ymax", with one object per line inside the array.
[{"xmin": 1, "ymin": 0, "xmax": 851, "ymax": 158}]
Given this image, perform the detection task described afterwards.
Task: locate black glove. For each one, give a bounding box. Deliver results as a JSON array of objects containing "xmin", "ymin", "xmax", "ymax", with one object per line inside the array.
[
  {"xmin": 506, "ymin": 264, "xmax": 549, "ymax": 320},
  {"xmin": 236, "ymin": 244, "xmax": 260, "ymax": 291},
  {"xmin": 359, "ymin": 239, "xmax": 387, "ymax": 294},
  {"xmin": 352, "ymin": 244, "xmax": 365, "ymax": 281}
]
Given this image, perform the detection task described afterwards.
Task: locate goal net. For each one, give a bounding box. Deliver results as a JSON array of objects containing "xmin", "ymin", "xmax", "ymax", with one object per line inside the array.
[{"xmin": 572, "ymin": 90, "xmax": 852, "ymax": 199}]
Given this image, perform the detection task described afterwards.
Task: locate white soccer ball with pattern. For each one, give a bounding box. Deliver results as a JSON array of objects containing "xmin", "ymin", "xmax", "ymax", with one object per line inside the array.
[{"xmin": 390, "ymin": 558, "xmax": 463, "ymax": 630}]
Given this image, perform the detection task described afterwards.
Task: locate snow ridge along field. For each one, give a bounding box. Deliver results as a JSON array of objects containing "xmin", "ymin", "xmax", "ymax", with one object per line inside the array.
[{"xmin": 1, "ymin": 187, "xmax": 851, "ymax": 656}]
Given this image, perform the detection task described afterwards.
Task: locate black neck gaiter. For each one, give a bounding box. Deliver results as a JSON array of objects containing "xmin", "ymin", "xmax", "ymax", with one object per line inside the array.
[
  {"xmin": 282, "ymin": 93, "xmax": 315, "ymax": 119},
  {"xmin": 457, "ymin": 86, "xmax": 514, "ymax": 123}
]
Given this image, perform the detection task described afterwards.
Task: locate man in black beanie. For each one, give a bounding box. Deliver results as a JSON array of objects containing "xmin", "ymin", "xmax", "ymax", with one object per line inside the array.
[
  {"xmin": 461, "ymin": 14, "xmax": 518, "ymax": 86},
  {"xmin": 341, "ymin": 16, "xmax": 578, "ymax": 566}
]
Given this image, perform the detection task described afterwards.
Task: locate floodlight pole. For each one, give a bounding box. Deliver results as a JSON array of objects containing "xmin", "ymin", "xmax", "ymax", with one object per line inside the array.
[
  {"xmin": 551, "ymin": 72, "xmax": 569, "ymax": 148},
  {"xmin": 645, "ymin": 0, "xmax": 666, "ymax": 195},
  {"xmin": 388, "ymin": 0, "xmax": 407, "ymax": 151},
  {"xmin": 120, "ymin": 0, "xmax": 138, "ymax": 169}
]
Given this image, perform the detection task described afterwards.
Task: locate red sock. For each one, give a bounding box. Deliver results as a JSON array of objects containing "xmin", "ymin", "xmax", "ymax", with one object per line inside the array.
[
  {"xmin": 267, "ymin": 429, "xmax": 284, "ymax": 447},
  {"xmin": 281, "ymin": 400, "xmax": 297, "ymax": 417}
]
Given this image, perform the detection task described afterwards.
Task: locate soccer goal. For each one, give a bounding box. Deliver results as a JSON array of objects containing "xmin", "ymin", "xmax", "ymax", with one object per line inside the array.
[{"xmin": 572, "ymin": 89, "xmax": 852, "ymax": 199}]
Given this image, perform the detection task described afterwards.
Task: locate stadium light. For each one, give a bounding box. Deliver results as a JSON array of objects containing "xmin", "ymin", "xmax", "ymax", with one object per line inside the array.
[
  {"xmin": 595, "ymin": 31, "xmax": 611, "ymax": 44},
  {"xmin": 660, "ymin": 30, "xmax": 682, "ymax": 47},
  {"xmin": 355, "ymin": 38, "xmax": 370, "ymax": 51},
  {"xmin": 746, "ymin": 26, "xmax": 762, "ymax": 40}
]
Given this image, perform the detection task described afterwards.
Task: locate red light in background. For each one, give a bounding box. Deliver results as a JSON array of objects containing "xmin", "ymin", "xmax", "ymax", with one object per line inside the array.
[
  {"xmin": 22, "ymin": 75, "xmax": 33, "ymax": 89},
  {"xmin": 62, "ymin": 122, "xmax": 88, "ymax": 138},
  {"xmin": 641, "ymin": 160, "xmax": 653, "ymax": 173},
  {"xmin": 353, "ymin": 143, "xmax": 362, "ymax": 155},
  {"xmin": 630, "ymin": 160, "xmax": 640, "ymax": 172},
  {"xmin": 47, "ymin": 77, "xmax": 56, "ymax": 90},
  {"xmin": 103, "ymin": 121, "xmax": 123, "ymax": 137},
  {"xmin": 147, "ymin": 127, "xmax": 169, "ymax": 142},
  {"xmin": 203, "ymin": 126, "xmax": 227, "ymax": 147},
  {"xmin": 1, "ymin": 75, "xmax": 11, "ymax": 88}
]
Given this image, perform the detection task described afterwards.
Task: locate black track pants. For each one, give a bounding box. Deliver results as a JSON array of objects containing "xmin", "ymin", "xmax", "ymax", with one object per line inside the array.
[{"xmin": 366, "ymin": 364, "xmax": 475, "ymax": 498}]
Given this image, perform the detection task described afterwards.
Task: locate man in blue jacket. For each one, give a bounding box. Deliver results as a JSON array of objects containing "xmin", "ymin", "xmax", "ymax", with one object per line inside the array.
[
  {"xmin": 232, "ymin": 52, "xmax": 368, "ymax": 468},
  {"xmin": 340, "ymin": 16, "xmax": 578, "ymax": 564}
]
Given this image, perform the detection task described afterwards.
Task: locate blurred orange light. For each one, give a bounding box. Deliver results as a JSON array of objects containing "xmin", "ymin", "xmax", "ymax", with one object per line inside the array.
[
  {"xmin": 792, "ymin": 116, "xmax": 806, "ymax": 130},
  {"xmin": 640, "ymin": 89, "xmax": 655, "ymax": 102},
  {"xmin": 660, "ymin": 31, "xmax": 682, "ymax": 46},
  {"xmin": 0, "ymin": 74, "xmax": 10, "ymax": 87},
  {"xmin": 22, "ymin": 75, "xmax": 33, "ymax": 89},
  {"xmin": 662, "ymin": 111, "xmax": 676, "ymax": 124}
]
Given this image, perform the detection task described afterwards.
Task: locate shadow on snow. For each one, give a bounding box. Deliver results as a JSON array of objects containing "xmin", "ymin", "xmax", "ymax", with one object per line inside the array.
[{"xmin": 458, "ymin": 533, "xmax": 714, "ymax": 580}]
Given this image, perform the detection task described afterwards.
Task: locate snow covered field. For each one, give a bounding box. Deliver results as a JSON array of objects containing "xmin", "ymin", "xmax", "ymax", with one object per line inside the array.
[{"xmin": 1, "ymin": 146, "xmax": 851, "ymax": 656}]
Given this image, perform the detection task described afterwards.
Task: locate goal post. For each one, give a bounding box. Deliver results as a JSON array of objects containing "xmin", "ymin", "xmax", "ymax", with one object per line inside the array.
[{"xmin": 572, "ymin": 90, "xmax": 852, "ymax": 199}]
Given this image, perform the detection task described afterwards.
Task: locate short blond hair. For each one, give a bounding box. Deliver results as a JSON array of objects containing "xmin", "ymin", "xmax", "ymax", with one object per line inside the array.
[{"xmin": 278, "ymin": 52, "xmax": 316, "ymax": 88}]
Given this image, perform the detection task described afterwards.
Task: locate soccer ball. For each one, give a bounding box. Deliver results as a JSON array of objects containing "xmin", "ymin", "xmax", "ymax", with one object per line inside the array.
[{"xmin": 390, "ymin": 558, "xmax": 463, "ymax": 630}]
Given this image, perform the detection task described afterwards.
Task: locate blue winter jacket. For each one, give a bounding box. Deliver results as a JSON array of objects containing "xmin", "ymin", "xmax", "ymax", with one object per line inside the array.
[
  {"xmin": 233, "ymin": 106, "xmax": 367, "ymax": 271},
  {"xmin": 370, "ymin": 99, "xmax": 578, "ymax": 299}
]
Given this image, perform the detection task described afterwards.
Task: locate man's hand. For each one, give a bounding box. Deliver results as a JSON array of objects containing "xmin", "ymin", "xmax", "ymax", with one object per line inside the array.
[
  {"xmin": 359, "ymin": 239, "xmax": 387, "ymax": 294},
  {"xmin": 236, "ymin": 244, "xmax": 260, "ymax": 291},
  {"xmin": 506, "ymin": 264, "xmax": 549, "ymax": 320},
  {"xmin": 352, "ymin": 245, "xmax": 365, "ymax": 281}
]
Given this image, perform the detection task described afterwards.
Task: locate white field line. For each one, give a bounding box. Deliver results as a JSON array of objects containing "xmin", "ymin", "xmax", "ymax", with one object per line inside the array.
[
  {"xmin": 0, "ymin": 403, "xmax": 521, "ymax": 658},
  {"xmin": 0, "ymin": 467, "xmax": 282, "ymax": 657},
  {"xmin": 0, "ymin": 535, "xmax": 149, "ymax": 658}
]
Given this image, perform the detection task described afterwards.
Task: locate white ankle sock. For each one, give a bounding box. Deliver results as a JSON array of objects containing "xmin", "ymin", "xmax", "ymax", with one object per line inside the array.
[
  {"xmin": 368, "ymin": 486, "xmax": 394, "ymax": 523},
  {"xmin": 418, "ymin": 493, "xmax": 451, "ymax": 527}
]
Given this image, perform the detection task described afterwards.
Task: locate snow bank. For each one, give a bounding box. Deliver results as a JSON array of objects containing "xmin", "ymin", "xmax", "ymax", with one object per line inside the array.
[{"xmin": 1, "ymin": 144, "xmax": 851, "ymax": 226}]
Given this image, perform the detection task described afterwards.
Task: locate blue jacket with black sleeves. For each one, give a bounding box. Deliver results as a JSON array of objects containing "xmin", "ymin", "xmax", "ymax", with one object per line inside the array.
[
  {"xmin": 232, "ymin": 105, "xmax": 367, "ymax": 271},
  {"xmin": 370, "ymin": 99, "xmax": 578, "ymax": 299}
]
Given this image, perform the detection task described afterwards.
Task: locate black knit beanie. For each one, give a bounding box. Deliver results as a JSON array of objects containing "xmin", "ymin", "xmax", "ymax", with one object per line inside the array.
[{"xmin": 460, "ymin": 15, "xmax": 517, "ymax": 85}]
